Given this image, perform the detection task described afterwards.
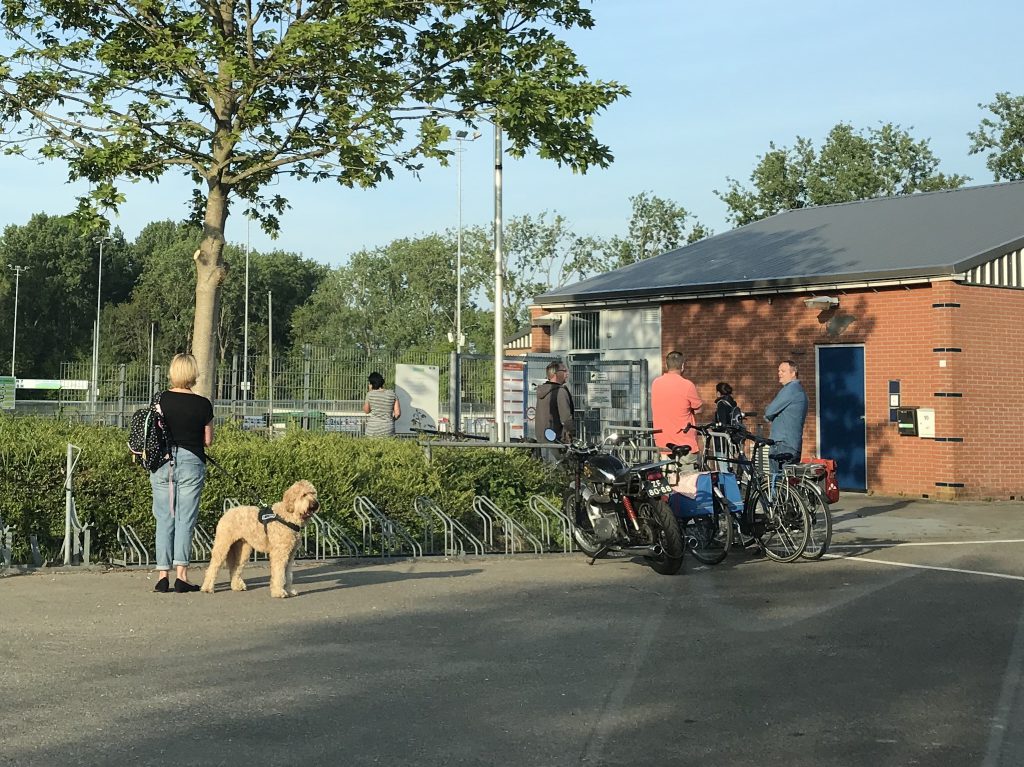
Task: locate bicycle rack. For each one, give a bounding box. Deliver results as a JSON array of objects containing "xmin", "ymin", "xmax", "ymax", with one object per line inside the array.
[
  {"xmin": 414, "ymin": 496, "xmax": 484, "ymax": 556},
  {"xmin": 305, "ymin": 515, "xmax": 361, "ymax": 559},
  {"xmin": 113, "ymin": 525, "xmax": 150, "ymax": 567},
  {"xmin": 409, "ymin": 499, "xmax": 438, "ymax": 555},
  {"xmin": 61, "ymin": 443, "xmax": 92, "ymax": 565},
  {"xmin": 473, "ymin": 497, "xmax": 543, "ymax": 555},
  {"xmin": 191, "ymin": 525, "xmax": 214, "ymax": 561},
  {"xmin": 0, "ymin": 514, "xmax": 11, "ymax": 570},
  {"xmin": 415, "ymin": 495, "xmax": 461, "ymax": 556},
  {"xmin": 353, "ymin": 497, "xmax": 422, "ymax": 558},
  {"xmin": 529, "ymin": 495, "xmax": 575, "ymax": 553},
  {"xmin": 471, "ymin": 499, "xmax": 496, "ymax": 550}
]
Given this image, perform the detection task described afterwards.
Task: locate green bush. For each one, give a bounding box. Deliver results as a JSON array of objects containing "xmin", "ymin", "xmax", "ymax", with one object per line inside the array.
[{"xmin": 0, "ymin": 416, "xmax": 561, "ymax": 563}]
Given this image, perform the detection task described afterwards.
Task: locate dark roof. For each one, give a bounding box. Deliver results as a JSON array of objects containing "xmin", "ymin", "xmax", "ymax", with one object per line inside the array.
[{"xmin": 536, "ymin": 181, "xmax": 1024, "ymax": 307}]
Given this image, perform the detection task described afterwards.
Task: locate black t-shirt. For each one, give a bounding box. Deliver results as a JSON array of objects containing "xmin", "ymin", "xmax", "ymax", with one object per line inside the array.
[{"xmin": 160, "ymin": 390, "xmax": 214, "ymax": 461}]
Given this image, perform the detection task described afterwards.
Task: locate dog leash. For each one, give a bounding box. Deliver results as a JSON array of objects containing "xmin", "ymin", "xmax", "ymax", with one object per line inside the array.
[{"xmin": 205, "ymin": 455, "xmax": 268, "ymax": 507}]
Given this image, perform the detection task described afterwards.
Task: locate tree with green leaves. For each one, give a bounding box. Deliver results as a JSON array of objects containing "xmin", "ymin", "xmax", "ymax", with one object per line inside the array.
[
  {"xmin": 0, "ymin": 1, "xmax": 627, "ymax": 397},
  {"xmin": 969, "ymin": 92, "xmax": 1024, "ymax": 181},
  {"xmin": 106, "ymin": 220, "xmax": 326, "ymax": 372},
  {"xmin": 717, "ymin": 123, "xmax": 970, "ymax": 226},
  {"xmin": 602, "ymin": 191, "xmax": 710, "ymax": 268},
  {"xmin": 0, "ymin": 214, "xmax": 135, "ymax": 377},
  {"xmin": 291, "ymin": 234, "xmax": 465, "ymax": 354}
]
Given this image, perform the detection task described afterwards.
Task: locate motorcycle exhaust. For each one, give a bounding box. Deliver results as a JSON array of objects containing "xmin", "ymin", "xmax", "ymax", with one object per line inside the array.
[{"xmin": 615, "ymin": 544, "xmax": 664, "ymax": 558}]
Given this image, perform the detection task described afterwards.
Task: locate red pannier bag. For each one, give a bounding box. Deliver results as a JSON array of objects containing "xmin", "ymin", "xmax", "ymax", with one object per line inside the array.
[{"xmin": 807, "ymin": 458, "xmax": 840, "ymax": 503}]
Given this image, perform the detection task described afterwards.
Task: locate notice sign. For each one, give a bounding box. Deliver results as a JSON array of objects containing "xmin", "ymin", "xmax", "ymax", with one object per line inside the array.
[
  {"xmin": 0, "ymin": 376, "xmax": 14, "ymax": 410},
  {"xmin": 502, "ymin": 361, "xmax": 526, "ymax": 440},
  {"xmin": 325, "ymin": 416, "xmax": 361, "ymax": 434},
  {"xmin": 242, "ymin": 414, "xmax": 267, "ymax": 431},
  {"xmin": 586, "ymin": 382, "xmax": 613, "ymax": 408}
]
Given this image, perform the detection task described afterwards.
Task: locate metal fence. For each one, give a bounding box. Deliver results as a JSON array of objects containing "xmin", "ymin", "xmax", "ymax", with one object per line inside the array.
[{"xmin": 31, "ymin": 347, "xmax": 650, "ymax": 439}]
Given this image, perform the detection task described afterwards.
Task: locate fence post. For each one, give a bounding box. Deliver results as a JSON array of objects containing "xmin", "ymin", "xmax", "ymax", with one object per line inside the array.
[
  {"xmin": 230, "ymin": 353, "xmax": 239, "ymax": 418},
  {"xmin": 302, "ymin": 343, "xmax": 311, "ymax": 428},
  {"xmin": 639, "ymin": 358, "xmax": 649, "ymax": 430},
  {"xmin": 117, "ymin": 364, "xmax": 127, "ymax": 428},
  {"xmin": 449, "ymin": 349, "xmax": 459, "ymax": 430}
]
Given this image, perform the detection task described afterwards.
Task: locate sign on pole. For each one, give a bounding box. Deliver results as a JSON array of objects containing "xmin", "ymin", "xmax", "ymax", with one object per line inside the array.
[{"xmin": 0, "ymin": 376, "xmax": 15, "ymax": 410}]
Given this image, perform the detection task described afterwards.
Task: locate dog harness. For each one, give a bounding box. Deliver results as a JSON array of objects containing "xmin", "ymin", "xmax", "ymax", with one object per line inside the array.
[{"xmin": 257, "ymin": 505, "xmax": 302, "ymax": 533}]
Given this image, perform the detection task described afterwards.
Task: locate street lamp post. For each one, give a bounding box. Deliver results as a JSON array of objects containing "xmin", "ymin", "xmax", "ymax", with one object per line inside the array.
[
  {"xmin": 452, "ymin": 129, "xmax": 480, "ymax": 432},
  {"xmin": 242, "ymin": 217, "xmax": 251, "ymax": 416},
  {"xmin": 493, "ymin": 119, "xmax": 505, "ymax": 443},
  {"xmin": 91, "ymin": 236, "xmax": 110, "ymax": 405},
  {"xmin": 7, "ymin": 264, "xmax": 28, "ymax": 377}
]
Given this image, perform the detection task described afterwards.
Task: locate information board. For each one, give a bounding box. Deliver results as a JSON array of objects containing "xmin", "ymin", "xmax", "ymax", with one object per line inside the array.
[{"xmin": 0, "ymin": 376, "xmax": 14, "ymax": 410}]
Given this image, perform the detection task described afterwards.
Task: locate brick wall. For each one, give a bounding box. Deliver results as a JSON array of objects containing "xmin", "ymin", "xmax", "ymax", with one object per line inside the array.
[
  {"xmin": 660, "ymin": 282, "xmax": 1024, "ymax": 499},
  {"xmin": 948, "ymin": 283, "xmax": 1024, "ymax": 499}
]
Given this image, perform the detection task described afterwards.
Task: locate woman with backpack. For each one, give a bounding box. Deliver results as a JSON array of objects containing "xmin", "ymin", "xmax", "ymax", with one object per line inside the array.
[
  {"xmin": 711, "ymin": 382, "xmax": 742, "ymax": 471},
  {"xmin": 151, "ymin": 353, "xmax": 214, "ymax": 594},
  {"xmin": 714, "ymin": 382, "xmax": 740, "ymax": 427}
]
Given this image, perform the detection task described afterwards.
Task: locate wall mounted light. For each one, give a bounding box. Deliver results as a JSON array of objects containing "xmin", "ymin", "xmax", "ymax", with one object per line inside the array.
[{"xmin": 804, "ymin": 296, "xmax": 840, "ymax": 309}]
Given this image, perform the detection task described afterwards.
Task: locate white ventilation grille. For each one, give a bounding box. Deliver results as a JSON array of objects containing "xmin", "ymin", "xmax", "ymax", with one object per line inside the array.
[{"xmin": 965, "ymin": 249, "xmax": 1024, "ymax": 288}]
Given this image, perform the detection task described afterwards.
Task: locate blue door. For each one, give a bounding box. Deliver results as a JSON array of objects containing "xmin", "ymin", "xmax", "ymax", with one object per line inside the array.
[{"xmin": 817, "ymin": 345, "xmax": 867, "ymax": 492}]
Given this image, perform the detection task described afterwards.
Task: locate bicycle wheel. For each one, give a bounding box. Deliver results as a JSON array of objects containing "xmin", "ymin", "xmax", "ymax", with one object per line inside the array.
[
  {"xmin": 684, "ymin": 495, "xmax": 732, "ymax": 565},
  {"xmin": 754, "ymin": 481, "xmax": 810, "ymax": 563},
  {"xmin": 798, "ymin": 482, "xmax": 833, "ymax": 560}
]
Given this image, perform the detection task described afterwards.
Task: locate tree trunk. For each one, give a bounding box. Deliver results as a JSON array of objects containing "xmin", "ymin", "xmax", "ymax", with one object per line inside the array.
[{"xmin": 192, "ymin": 185, "xmax": 228, "ymax": 400}]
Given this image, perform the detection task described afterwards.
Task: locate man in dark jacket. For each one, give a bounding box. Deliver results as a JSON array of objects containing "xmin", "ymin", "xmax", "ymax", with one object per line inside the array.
[{"xmin": 534, "ymin": 360, "xmax": 575, "ymax": 462}]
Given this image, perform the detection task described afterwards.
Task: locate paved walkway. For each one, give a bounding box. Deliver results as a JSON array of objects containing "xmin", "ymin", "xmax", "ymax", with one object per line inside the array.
[{"xmin": 4, "ymin": 493, "xmax": 1024, "ymax": 766}]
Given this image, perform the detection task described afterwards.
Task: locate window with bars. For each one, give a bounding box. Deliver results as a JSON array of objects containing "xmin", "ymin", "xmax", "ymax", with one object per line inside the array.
[{"xmin": 570, "ymin": 311, "xmax": 600, "ymax": 351}]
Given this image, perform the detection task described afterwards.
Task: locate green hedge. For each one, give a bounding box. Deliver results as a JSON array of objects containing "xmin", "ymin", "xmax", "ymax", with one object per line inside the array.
[{"xmin": 0, "ymin": 416, "xmax": 561, "ymax": 563}]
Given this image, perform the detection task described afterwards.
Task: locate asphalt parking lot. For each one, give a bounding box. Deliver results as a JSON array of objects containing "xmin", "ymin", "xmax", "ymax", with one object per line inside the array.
[{"xmin": 3, "ymin": 493, "xmax": 1024, "ymax": 767}]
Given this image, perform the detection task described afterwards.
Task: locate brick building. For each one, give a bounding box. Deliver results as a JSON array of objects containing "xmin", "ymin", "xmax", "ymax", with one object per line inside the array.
[{"xmin": 528, "ymin": 181, "xmax": 1024, "ymax": 500}]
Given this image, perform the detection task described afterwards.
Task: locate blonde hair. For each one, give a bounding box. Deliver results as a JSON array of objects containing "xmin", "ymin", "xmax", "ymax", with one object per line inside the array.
[{"xmin": 168, "ymin": 353, "xmax": 199, "ymax": 389}]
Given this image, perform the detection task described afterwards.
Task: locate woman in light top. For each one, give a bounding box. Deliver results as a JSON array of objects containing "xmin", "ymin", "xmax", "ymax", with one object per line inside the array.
[{"xmin": 362, "ymin": 371, "xmax": 400, "ymax": 437}]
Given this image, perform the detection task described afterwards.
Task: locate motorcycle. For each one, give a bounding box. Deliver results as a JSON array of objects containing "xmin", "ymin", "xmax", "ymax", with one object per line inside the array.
[{"xmin": 550, "ymin": 430, "xmax": 684, "ymax": 575}]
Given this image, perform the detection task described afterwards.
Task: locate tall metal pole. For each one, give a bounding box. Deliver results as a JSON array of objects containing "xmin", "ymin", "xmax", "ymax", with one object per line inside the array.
[
  {"xmin": 7, "ymin": 264, "xmax": 28, "ymax": 377},
  {"xmin": 453, "ymin": 129, "xmax": 478, "ymax": 432},
  {"xmin": 267, "ymin": 291, "xmax": 274, "ymax": 432},
  {"xmin": 456, "ymin": 133, "xmax": 464, "ymax": 355},
  {"xmin": 91, "ymin": 236, "xmax": 110, "ymax": 405},
  {"xmin": 243, "ymin": 218, "xmax": 250, "ymax": 416},
  {"xmin": 148, "ymin": 322, "xmax": 155, "ymax": 395},
  {"xmin": 493, "ymin": 119, "xmax": 505, "ymax": 443}
]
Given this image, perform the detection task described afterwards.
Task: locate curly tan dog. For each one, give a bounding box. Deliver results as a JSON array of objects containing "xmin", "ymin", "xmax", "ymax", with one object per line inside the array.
[{"xmin": 200, "ymin": 480, "xmax": 319, "ymax": 598}]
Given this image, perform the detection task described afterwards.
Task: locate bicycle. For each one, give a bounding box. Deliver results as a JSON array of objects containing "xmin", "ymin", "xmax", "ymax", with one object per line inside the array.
[
  {"xmin": 783, "ymin": 463, "xmax": 833, "ymax": 560},
  {"xmin": 606, "ymin": 425, "xmax": 662, "ymax": 465},
  {"xmin": 664, "ymin": 440, "xmax": 734, "ymax": 565},
  {"xmin": 677, "ymin": 423, "xmax": 811, "ymax": 563}
]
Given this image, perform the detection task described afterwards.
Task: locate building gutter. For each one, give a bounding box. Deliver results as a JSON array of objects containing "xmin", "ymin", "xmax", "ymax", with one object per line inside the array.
[{"xmin": 536, "ymin": 274, "xmax": 965, "ymax": 312}]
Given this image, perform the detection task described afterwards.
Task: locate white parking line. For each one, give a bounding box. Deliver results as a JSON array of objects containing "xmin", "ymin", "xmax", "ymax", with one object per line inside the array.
[
  {"xmin": 823, "ymin": 553, "xmax": 1024, "ymax": 582},
  {"xmin": 984, "ymin": 595, "xmax": 1024, "ymax": 767},
  {"xmin": 830, "ymin": 539, "xmax": 1024, "ymax": 548}
]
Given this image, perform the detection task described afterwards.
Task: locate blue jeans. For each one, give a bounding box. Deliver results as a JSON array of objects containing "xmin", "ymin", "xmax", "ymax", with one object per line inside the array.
[{"xmin": 150, "ymin": 447, "xmax": 206, "ymax": 569}]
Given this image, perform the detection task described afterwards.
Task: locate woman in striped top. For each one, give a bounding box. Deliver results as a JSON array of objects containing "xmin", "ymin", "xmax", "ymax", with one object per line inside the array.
[{"xmin": 363, "ymin": 371, "xmax": 401, "ymax": 437}]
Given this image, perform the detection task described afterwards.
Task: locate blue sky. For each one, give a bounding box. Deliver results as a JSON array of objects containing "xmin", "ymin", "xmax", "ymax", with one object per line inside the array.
[{"xmin": 3, "ymin": 0, "xmax": 1021, "ymax": 267}]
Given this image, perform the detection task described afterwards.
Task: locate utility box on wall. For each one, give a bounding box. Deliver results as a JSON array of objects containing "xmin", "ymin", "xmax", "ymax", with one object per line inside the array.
[
  {"xmin": 897, "ymin": 407, "xmax": 918, "ymax": 437},
  {"xmin": 916, "ymin": 407, "xmax": 935, "ymax": 439}
]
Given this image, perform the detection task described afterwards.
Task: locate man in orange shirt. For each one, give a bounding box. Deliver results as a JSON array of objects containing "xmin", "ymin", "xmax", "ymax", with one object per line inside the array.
[{"xmin": 651, "ymin": 351, "xmax": 703, "ymax": 469}]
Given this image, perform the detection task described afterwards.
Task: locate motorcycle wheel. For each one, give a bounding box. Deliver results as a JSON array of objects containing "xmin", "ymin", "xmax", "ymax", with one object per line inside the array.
[
  {"xmin": 644, "ymin": 499, "xmax": 684, "ymax": 575},
  {"xmin": 563, "ymin": 488, "xmax": 605, "ymax": 558}
]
